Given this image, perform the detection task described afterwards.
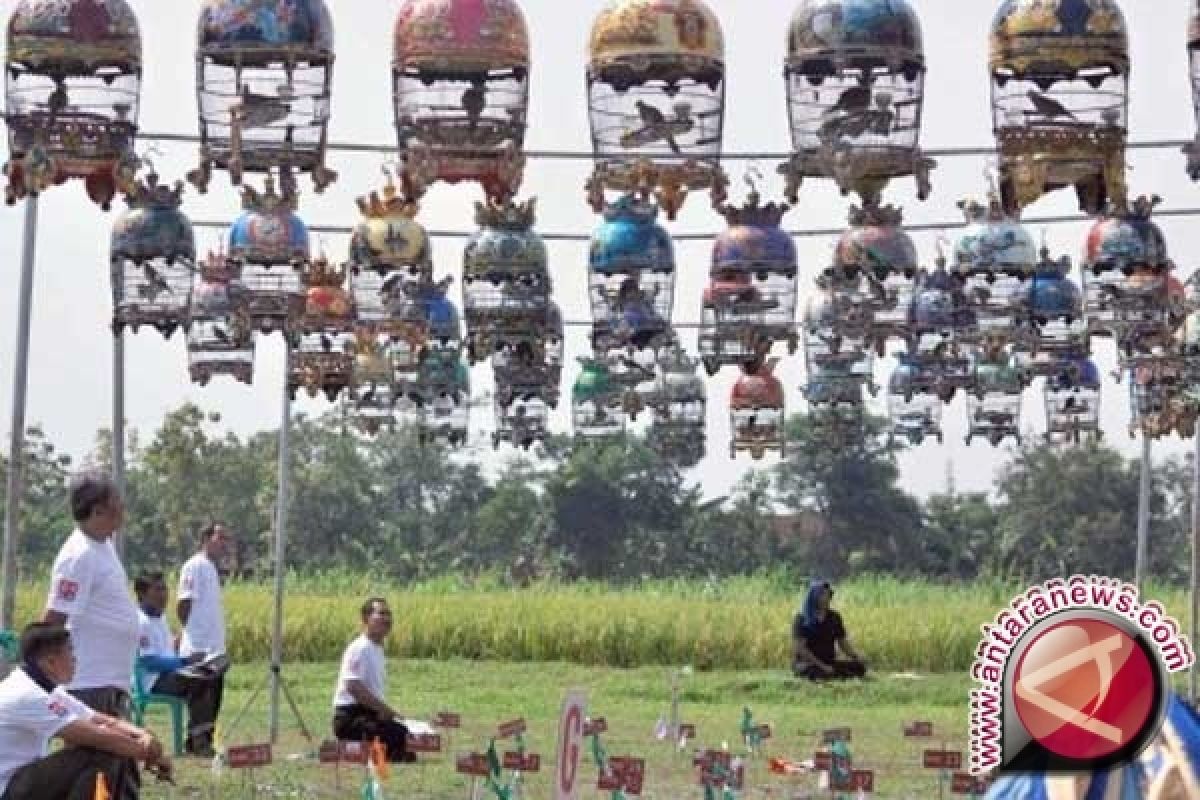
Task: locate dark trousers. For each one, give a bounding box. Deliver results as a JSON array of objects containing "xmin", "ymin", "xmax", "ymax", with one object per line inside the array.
[
  {"xmin": 794, "ymin": 659, "xmax": 867, "ymax": 681},
  {"xmin": 152, "ymin": 672, "xmax": 221, "ymax": 752},
  {"xmin": 332, "ymin": 705, "xmax": 412, "ymax": 762},
  {"xmin": 68, "ymin": 688, "xmax": 140, "ymax": 793},
  {"xmin": 0, "ymin": 746, "xmax": 137, "ymax": 800}
]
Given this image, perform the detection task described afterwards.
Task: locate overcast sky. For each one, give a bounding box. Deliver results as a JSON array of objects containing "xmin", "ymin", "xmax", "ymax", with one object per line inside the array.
[{"xmin": 0, "ymin": 0, "xmax": 1198, "ymax": 504}]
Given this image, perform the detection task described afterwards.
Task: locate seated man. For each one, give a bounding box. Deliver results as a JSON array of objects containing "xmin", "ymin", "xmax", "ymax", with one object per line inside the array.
[
  {"xmin": 135, "ymin": 572, "xmax": 221, "ymax": 757},
  {"xmin": 0, "ymin": 623, "xmax": 172, "ymax": 800},
  {"xmin": 331, "ymin": 598, "xmax": 414, "ymax": 763},
  {"xmin": 792, "ymin": 579, "xmax": 867, "ymax": 681}
]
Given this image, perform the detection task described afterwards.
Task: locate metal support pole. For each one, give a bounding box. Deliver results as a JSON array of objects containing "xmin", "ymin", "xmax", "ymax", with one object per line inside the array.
[
  {"xmin": 269, "ymin": 347, "xmax": 292, "ymax": 744},
  {"xmin": 1, "ymin": 195, "xmax": 40, "ymax": 631},
  {"xmin": 112, "ymin": 329, "xmax": 125, "ymax": 559},
  {"xmin": 1191, "ymin": 428, "xmax": 1199, "ymax": 705},
  {"xmin": 1136, "ymin": 434, "xmax": 1151, "ymax": 594}
]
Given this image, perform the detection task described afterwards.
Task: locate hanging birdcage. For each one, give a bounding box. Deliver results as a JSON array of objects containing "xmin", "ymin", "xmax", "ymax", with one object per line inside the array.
[
  {"xmin": 907, "ymin": 260, "xmax": 976, "ymax": 402},
  {"xmin": 886, "ymin": 359, "xmax": 942, "ymax": 446},
  {"xmin": 226, "ymin": 175, "xmax": 307, "ymax": 334},
  {"xmin": 4, "ymin": 0, "xmax": 143, "ymax": 208},
  {"xmin": 803, "ymin": 291, "xmax": 875, "ymax": 389},
  {"xmin": 643, "ymin": 344, "xmax": 706, "ymax": 466},
  {"xmin": 952, "ymin": 191, "xmax": 1037, "ymax": 346},
  {"xmin": 492, "ymin": 393, "xmax": 549, "ymax": 451},
  {"xmin": 589, "ymin": 194, "xmax": 676, "ymax": 356},
  {"xmin": 572, "ymin": 357, "xmax": 627, "ymax": 441},
  {"xmin": 392, "ymin": 0, "xmax": 530, "ymax": 201},
  {"xmin": 1129, "ymin": 362, "xmax": 1196, "ymax": 440},
  {"xmin": 187, "ymin": 249, "xmax": 254, "ymax": 386},
  {"xmin": 287, "ymin": 254, "xmax": 355, "ymax": 401},
  {"xmin": 966, "ymin": 350, "xmax": 1023, "ymax": 446},
  {"xmin": 417, "ymin": 357, "xmax": 470, "ymax": 447},
  {"xmin": 779, "ymin": 0, "xmax": 935, "ymax": 205},
  {"xmin": 989, "ymin": 0, "xmax": 1129, "ymax": 214},
  {"xmin": 729, "ymin": 358, "xmax": 786, "ymax": 460},
  {"xmin": 349, "ymin": 171, "xmax": 432, "ymax": 285},
  {"xmin": 1043, "ymin": 356, "xmax": 1101, "ymax": 444},
  {"xmin": 191, "ymin": 0, "xmax": 337, "ymax": 193},
  {"xmin": 804, "ymin": 362, "xmax": 873, "ymax": 410},
  {"xmin": 492, "ymin": 303, "xmax": 564, "ymax": 410},
  {"xmin": 698, "ymin": 189, "xmax": 798, "ymax": 376},
  {"xmin": 111, "ymin": 169, "xmax": 195, "ymax": 337},
  {"xmin": 346, "ymin": 328, "xmax": 400, "ymax": 436},
  {"xmin": 585, "ymin": 0, "xmax": 728, "ymax": 220},
  {"xmin": 463, "ymin": 197, "xmax": 551, "ymax": 362},
  {"xmin": 1014, "ymin": 246, "xmax": 1088, "ymax": 377}
]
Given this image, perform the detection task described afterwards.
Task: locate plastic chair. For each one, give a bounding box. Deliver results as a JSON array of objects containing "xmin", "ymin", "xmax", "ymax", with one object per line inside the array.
[
  {"xmin": 130, "ymin": 662, "xmax": 186, "ymax": 757},
  {"xmin": 0, "ymin": 630, "xmax": 16, "ymax": 680}
]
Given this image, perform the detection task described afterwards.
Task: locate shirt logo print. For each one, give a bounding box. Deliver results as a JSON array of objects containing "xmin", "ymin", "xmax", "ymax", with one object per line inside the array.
[
  {"xmin": 57, "ymin": 579, "xmax": 79, "ymax": 602},
  {"xmin": 46, "ymin": 699, "xmax": 68, "ymax": 718}
]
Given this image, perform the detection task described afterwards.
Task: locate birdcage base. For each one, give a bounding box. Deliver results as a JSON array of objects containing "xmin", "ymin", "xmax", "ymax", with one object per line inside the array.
[
  {"xmin": 778, "ymin": 149, "xmax": 935, "ymax": 206},
  {"xmin": 587, "ymin": 159, "xmax": 727, "ymax": 221},
  {"xmin": 189, "ymin": 363, "xmax": 253, "ymax": 386},
  {"xmin": 112, "ymin": 315, "xmax": 186, "ymax": 339},
  {"xmin": 401, "ymin": 142, "xmax": 526, "ymax": 202},
  {"xmin": 4, "ymin": 131, "xmax": 138, "ymax": 210},
  {"xmin": 188, "ymin": 150, "xmax": 337, "ymax": 194},
  {"xmin": 995, "ymin": 130, "xmax": 1126, "ymax": 214}
]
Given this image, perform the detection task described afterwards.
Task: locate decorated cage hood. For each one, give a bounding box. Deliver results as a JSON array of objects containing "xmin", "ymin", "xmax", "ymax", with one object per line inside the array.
[{"xmin": 786, "ymin": 0, "xmax": 924, "ymax": 76}]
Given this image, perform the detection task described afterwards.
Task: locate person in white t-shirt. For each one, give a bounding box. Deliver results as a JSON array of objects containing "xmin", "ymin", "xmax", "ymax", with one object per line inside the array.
[
  {"xmin": 134, "ymin": 572, "xmax": 220, "ymax": 758},
  {"xmin": 331, "ymin": 598, "xmax": 414, "ymax": 763},
  {"xmin": 42, "ymin": 471, "xmax": 139, "ymax": 721},
  {"xmin": 0, "ymin": 623, "xmax": 172, "ymax": 800},
  {"xmin": 176, "ymin": 522, "xmax": 231, "ymax": 752}
]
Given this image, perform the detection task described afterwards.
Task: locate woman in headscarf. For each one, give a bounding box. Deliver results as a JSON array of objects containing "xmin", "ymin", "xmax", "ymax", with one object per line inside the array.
[
  {"xmin": 791, "ymin": 579, "xmax": 867, "ymax": 681},
  {"xmin": 984, "ymin": 692, "xmax": 1200, "ymax": 799}
]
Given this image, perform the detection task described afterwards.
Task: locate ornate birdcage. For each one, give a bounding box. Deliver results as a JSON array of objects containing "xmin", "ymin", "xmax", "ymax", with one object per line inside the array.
[
  {"xmin": 698, "ymin": 188, "xmax": 798, "ymax": 376},
  {"xmin": 804, "ymin": 361, "xmax": 873, "ymax": 410},
  {"xmin": 462, "ymin": 197, "xmax": 551, "ymax": 361},
  {"xmin": 1043, "ymin": 356, "xmax": 1101, "ymax": 444},
  {"xmin": 886, "ymin": 359, "xmax": 942, "ymax": 445},
  {"xmin": 191, "ymin": 0, "xmax": 337, "ymax": 193},
  {"xmin": 347, "ymin": 328, "xmax": 400, "ymax": 436},
  {"xmin": 349, "ymin": 170, "xmax": 432, "ymax": 285},
  {"xmin": 803, "ymin": 291, "xmax": 875, "ymax": 392},
  {"xmin": 4, "ymin": 0, "xmax": 143, "ymax": 208},
  {"xmin": 492, "ymin": 393, "xmax": 548, "ymax": 451},
  {"xmin": 830, "ymin": 203, "xmax": 919, "ymax": 354},
  {"xmin": 966, "ymin": 348, "xmax": 1023, "ymax": 446},
  {"xmin": 907, "ymin": 258, "xmax": 976, "ymax": 401},
  {"xmin": 643, "ymin": 344, "xmax": 706, "ymax": 466},
  {"xmin": 952, "ymin": 190, "xmax": 1037, "ymax": 347},
  {"xmin": 989, "ymin": 0, "xmax": 1129, "ymax": 214},
  {"xmin": 780, "ymin": 0, "xmax": 934, "ymax": 205},
  {"xmin": 392, "ymin": 0, "xmax": 530, "ymax": 202},
  {"xmin": 492, "ymin": 302, "xmax": 564, "ymax": 410},
  {"xmin": 287, "ymin": 254, "xmax": 355, "ymax": 401},
  {"xmin": 573, "ymin": 357, "xmax": 627, "ymax": 440},
  {"xmin": 585, "ymin": 0, "xmax": 728, "ymax": 220},
  {"xmin": 729, "ymin": 358, "xmax": 786, "ymax": 460},
  {"xmin": 111, "ymin": 168, "xmax": 195, "ymax": 337},
  {"xmin": 1129, "ymin": 362, "xmax": 1196, "ymax": 440},
  {"xmin": 417, "ymin": 357, "xmax": 470, "ymax": 446},
  {"xmin": 589, "ymin": 194, "xmax": 676, "ymax": 356},
  {"xmin": 187, "ymin": 249, "xmax": 254, "ymax": 385},
  {"xmin": 226, "ymin": 174, "xmax": 307, "ymax": 334},
  {"xmin": 1015, "ymin": 246, "xmax": 1087, "ymax": 376}
]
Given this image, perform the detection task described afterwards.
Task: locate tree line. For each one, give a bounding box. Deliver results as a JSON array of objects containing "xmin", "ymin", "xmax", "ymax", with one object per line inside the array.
[{"xmin": 2, "ymin": 404, "xmax": 1193, "ymax": 587}]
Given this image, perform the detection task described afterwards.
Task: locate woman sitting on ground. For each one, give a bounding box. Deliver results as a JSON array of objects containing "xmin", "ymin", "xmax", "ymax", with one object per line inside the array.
[{"xmin": 791, "ymin": 579, "xmax": 868, "ymax": 681}]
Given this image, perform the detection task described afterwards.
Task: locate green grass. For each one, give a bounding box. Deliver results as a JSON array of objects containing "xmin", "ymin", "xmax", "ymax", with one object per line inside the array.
[
  {"xmin": 13, "ymin": 574, "xmax": 1193, "ymax": 672},
  {"xmin": 138, "ymin": 659, "xmax": 979, "ymax": 800}
]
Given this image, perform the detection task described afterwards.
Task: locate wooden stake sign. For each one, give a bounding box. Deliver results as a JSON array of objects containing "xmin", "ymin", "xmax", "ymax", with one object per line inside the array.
[
  {"xmin": 831, "ymin": 770, "xmax": 874, "ymax": 793},
  {"xmin": 904, "ymin": 721, "xmax": 934, "ymax": 738},
  {"xmin": 503, "ymin": 751, "xmax": 541, "ymax": 772},
  {"xmin": 598, "ymin": 756, "xmax": 645, "ymax": 795},
  {"xmin": 694, "ymin": 750, "xmax": 744, "ymax": 790},
  {"xmin": 750, "ymin": 724, "xmax": 771, "ymax": 741},
  {"xmin": 951, "ymin": 773, "xmax": 990, "ymax": 795},
  {"xmin": 813, "ymin": 751, "xmax": 833, "ymax": 771},
  {"xmin": 821, "ymin": 728, "xmax": 852, "ymax": 744},
  {"xmin": 679, "ymin": 723, "xmax": 696, "ymax": 740},
  {"xmin": 226, "ymin": 744, "xmax": 273, "ymax": 769},
  {"xmin": 923, "ymin": 750, "xmax": 964, "ymax": 771},
  {"xmin": 318, "ymin": 740, "xmax": 366, "ymax": 765},
  {"xmin": 407, "ymin": 733, "xmax": 443, "ymax": 753},
  {"xmin": 497, "ymin": 719, "xmax": 527, "ymax": 739},
  {"xmin": 583, "ymin": 717, "xmax": 608, "ymax": 736},
  {"xmin": 456, "ymin": 753, "xmax": 492, "ymax": 777},
  {"xmin": 434, "ymin": 712, "xmax": 463, "ymax": 729}
]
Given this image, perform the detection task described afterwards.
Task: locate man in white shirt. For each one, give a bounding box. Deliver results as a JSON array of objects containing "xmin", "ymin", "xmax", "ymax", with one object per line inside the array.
[
  {"xmin": 42, "ymin": 471, "xmax": 140, "ymax": 721},
  {"xmin": 134, "ymin": 572, "xmax": 220, "ymax": 758},
  {"xmin": 176, "ymin": 522, "xmax": 231, "ymax": 754},
  {"xmin": 331, "ymin": 598, "xmax": 414, "ymax": 763},
  {"xmin": 0, "ymin": 623, "xmax": 172, "ymax": 800}
]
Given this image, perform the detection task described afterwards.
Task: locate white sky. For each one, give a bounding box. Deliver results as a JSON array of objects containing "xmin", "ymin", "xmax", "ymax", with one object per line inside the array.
[{"xmin": 0, "ymin": 0, "xmax": 1197, "ymax": 503}]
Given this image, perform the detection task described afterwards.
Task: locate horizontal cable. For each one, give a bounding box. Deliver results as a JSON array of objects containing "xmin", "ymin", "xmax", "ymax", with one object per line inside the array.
[
  {"xmin": 190, "ymin": 205, "xmax": 1200, "ymax": 243},
  {"xmin": 137, "ymin": 130, "xmax": 1194, "ymax": 161}
]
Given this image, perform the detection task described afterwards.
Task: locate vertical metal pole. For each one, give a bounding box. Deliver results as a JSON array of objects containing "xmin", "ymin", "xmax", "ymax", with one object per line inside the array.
[
  {"xmin": 1135, "ymin": 434, "xmax": 1151, "ymax": 594},
  {"xmin": 1, "ymin": 195, "xmax": 39, "ymax": 631},
  {"xmin": 112, "ymin": 329, "xmax": 125, "ymax": 559},
  {"xmin": 1191, "ymin": 428, "xmax": 1199, "ymax": 705},
  {"xmin": 269, "ymin": 346, "xmax": 292, "ymax": 744}
]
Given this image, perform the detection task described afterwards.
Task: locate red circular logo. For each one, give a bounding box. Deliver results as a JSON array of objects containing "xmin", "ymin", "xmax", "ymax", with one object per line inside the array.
[{"xmin": 1012, "ymin": 617, "xmax": 1157, "ymax": 761}]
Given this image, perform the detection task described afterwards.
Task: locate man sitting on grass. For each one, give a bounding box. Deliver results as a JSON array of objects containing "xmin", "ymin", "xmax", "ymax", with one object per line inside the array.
[
  {"xmin": 792, "ymin": 579, "xmax": 868, "ymax": 681},
  {"xmin": 331, "ymin": 598, "xmax": 414, "ymax": 763}
]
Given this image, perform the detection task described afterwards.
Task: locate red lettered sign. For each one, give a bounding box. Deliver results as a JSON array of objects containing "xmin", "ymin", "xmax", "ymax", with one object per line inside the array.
[
  {"xmin": 952, "ymin": 773, "xmax": 991, "ymax": 795},
  {"xmin": 694, "ymin": 751, "xmax": 744, "ymax": 789},
  {"xmin": 904, "ymin": 721, "xmax": 934, "ymax": 738},
  {"xmin": 503, "ymin": 752, "xmax": 541, "ymax": 772},
  {"xmin": 497, "ymin": 718, "xmax": 527, "ymax": 739},
  {"xmin": 678, "ymin": 723, "xmax": 696, "ymax": 739},
  {"xmin": 822, "ymin": 727, "xmax": 852, "ymax": 743},
  {"xmin": 924, "ymin": 750, "xmax": 964, "ymax": 770},
  {"xmin": 751, "ymin": 724, "xmax": 772, "ymax": 740},
  {"xmin": 456, "ymin": 753, "xmax": 491, "ymax": 777},
  {"xmin": 406, "ymin": 733, "xmax": 442, "ymax": 753},
  {"xmin": 433, "ymin": 711, "xmax": 461, "ymax": 729},
  {"xmin": 227, "ymin": 744, "xmax": 272, "ymax": 769},
  {"xmin": 318, "ymin": 741, "xmax": 366, "ymax": 764},
  {"xmin": 814, "ymin": 751, "xmax": 833, "ymax": 771},
  {"xmin": 598, "ymin": 757, "xmax": 645, "ymax": 795},
  {"xmin": 583, "ymin": 717, "xmax": 608, "ymax": 736},
  {"xmin": 832, "ymin": 770, "xmax": 874, "ymax": 792}
]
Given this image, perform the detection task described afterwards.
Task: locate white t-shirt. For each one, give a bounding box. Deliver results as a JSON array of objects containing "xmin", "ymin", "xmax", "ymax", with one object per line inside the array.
[
  {"xmin": 178, "ymin": 553, "xmax": 226, "ymax": 658},
  {"xmin": 0, "ymin": 668, "xmax": 94, "ymax": 795},
  {"xmin": 333, "ymin": 634, "xmax": 386, "ymax": 710},
  {"xmin": 137, "ymin": 609, "xmax": 176, "ymax": 692},
  {"xmin": 46, "ymin": 530, "xmax": 140, "ymax": 691}
]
